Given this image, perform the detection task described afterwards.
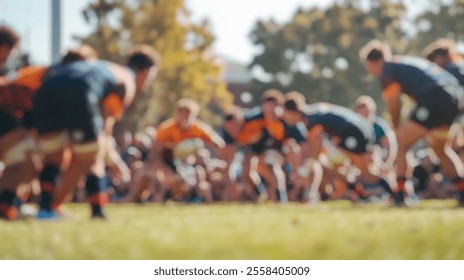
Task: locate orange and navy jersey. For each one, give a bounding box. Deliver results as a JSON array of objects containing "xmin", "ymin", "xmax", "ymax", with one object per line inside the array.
[
  {"xmin": 0, "ymin": 66, "xmax": 48, "ymax": 117},
  {"xmin": 223, "ymin": 107, "xmax": 286, "ymax": 153},
  {"xmin": 381, "ymin": 56, "xmax": 460, "ymax": 100}
]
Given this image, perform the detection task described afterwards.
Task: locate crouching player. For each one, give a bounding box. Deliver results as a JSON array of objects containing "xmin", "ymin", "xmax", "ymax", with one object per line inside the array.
[
  {"xmin": 141, "ymin": 98, "xmax": 225, "ymax": 203},
  {"xmin": 282, "ymin": 94, "xmax": 395, "ymax": 204},
  {"xmin": 33, "ymin": 44, "xmax": 160, "ymax": 218}
]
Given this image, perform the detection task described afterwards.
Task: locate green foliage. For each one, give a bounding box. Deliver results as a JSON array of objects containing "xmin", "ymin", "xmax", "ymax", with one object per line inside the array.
[
  {"xmin": 409, "ymin": 0, "xmax": 464, "ymax": 53},
  {"xmin": 77, "ymin": 0, "xmax": 233, "ymax": 133},
  {"xmin": 1, "ymin": 201, "xmax": 464, "ymax": 259},
  {"xmin": 248, "ymin": 0, "xmax": 464, "ymax": 112},
  {"xmin": 249, "ymin": 0, "xmax": 408, "ymax": 109}
]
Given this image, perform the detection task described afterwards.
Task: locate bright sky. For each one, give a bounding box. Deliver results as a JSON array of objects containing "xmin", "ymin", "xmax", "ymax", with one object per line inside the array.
[
  {"xmin": 0, "ymin": 0, "xmax": 335, "ymax": 65},
  {"xmin": 1, "ymin": 0, "xmax": 431, "ymax": 65}
]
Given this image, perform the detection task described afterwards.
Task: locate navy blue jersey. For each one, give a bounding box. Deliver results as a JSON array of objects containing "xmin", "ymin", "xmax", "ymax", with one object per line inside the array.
[
  {"xmin": 284, "ymin": 121, "xmax": 307, "ymax": 143},
  {"xmin": 302, "ymin": 103, "xmax": 374, "ymax": 141},
  {"xmin": 443, "ymin": 61, "xmax": 464, "ymax": 86},
  {"xmin": 41, "ymin": 60, "xmax": 118, "ymax": 101},
  {"xmin": 381, "ymin": 56, "xmax": 460, "ymax": 99}
]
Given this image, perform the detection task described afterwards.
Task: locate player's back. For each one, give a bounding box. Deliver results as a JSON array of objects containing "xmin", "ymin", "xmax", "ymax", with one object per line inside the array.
[
  {"xmin": 303, "ymin": 103, "xmax": 373, "ymax": 139},
  {"xmin": 383, "ymin": 56, "xmax": 460, "ymax": 98},
  {"xmin": 41, "ymin": 60, "xmax": 116, "ymax": 100},
  {"xmin": 443, "ymin": 61, "xmax": 464, "ymax": 86}
]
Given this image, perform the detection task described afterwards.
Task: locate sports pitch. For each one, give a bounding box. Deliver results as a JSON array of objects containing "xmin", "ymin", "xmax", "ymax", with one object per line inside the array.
[{"xmin": 1, "ymin": 200, "xmax": 463, "ymax": 259}]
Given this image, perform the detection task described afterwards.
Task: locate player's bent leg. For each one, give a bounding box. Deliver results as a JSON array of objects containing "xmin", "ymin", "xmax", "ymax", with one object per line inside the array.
[
  {"xmin": 74, "ymin": 140, "xmax": 107, "ymax": 219},
  {"xmin": 394, "ymin": 121, "xmax": 428, "ymax": 204}
]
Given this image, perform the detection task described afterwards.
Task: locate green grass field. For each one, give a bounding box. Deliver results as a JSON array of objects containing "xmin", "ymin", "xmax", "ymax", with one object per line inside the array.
[{"xmin": 1, "ymin": 200, "xmax": 464, "ymax": 260}]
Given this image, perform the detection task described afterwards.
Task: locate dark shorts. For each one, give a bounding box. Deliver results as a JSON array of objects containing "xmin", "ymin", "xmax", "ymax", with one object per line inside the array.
[
  {"xmin": 33, "ymin": 78, "xmax": 103, "ymax": 143},
  {"xmin": 410, "ymin": 87, "xmax": 461, "ymax": 129},
  {"xmin": 338, "ymin": 126, "xmax": 372, "ymax": 154},
  {"xmin": 0, "ymin": 111, "xmax": 20, "ymax": 137}
]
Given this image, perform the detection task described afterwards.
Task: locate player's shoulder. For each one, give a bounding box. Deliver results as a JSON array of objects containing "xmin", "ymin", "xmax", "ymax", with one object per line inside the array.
[
  {"xmin": 193, "ymin": 119, "xmax": 215, "ymax": 133},
  {"xmin": 157, "ymin": 118, "xmax": 177, "ymax": 131}
]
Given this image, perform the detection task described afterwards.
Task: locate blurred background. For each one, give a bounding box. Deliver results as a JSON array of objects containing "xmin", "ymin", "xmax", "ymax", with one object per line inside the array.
[{"xmin": 2, "ymin": 0, "xmax": 464, "ymax": 133}]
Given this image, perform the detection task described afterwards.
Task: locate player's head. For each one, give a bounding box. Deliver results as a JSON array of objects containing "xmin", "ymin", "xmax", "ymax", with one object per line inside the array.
[
  {"xmin": 355, "ymin": 95, "xmax": 377, "ymax": 122},
  {"xmin": 127, "ymin": 44, "xmax": 161, "ymax": 92},
  {"xmin": 262, "ymin": 89, "xmax": 284, "ymax": 119},
  {"xmin": 224, "ymin": 106, "xmax": 244, "ymax": 137},
  {"xmin": 359, "ymin": 39, "xmax": 391, "ymax": 78},
  {"xmin": 423, "ymin": 38, "xmax": 459, "ymax": 66},
  {"xmin": 282, "ymin": 91, "xmax": 305, "ymax": 125},
  {"xmin": 175, "ymin": 98, "xmax": 200, "ymax": 129},
  {"xmin": 61, "ymin": 44, "xmax": 98, "ymax": 64},
  {"xmin": 0, "ymin": 25, "xmax": 20, "ymax": 66}
]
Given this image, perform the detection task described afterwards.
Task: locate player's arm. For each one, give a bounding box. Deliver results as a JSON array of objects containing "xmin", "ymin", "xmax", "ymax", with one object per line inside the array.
[
  {"xmin": 101, "ymin": 63, "xmax": 137, "ymax": 136},
  {"xmin": 382, "ymin": 82, "xmax": 402, "ymax": 129},
  {"xmin": 105, "ymin": 136, "xmax": 131, "ymax": 183},
  {"xmin": 149, "ymin": 124, "xmax": 173, "ymax": 169},
  {"xmin": 380, "ymin": 132, "xmax": 398, "ymax": 167},
  {"xmin": 197, "ymin": 121, "xmax": 226, "ymax": 159}
]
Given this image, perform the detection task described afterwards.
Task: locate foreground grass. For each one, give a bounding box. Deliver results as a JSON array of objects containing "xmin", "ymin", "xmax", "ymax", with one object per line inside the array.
[{"xmin": 1, "ymin": 200, "xmax": 463, "ymax": 259}]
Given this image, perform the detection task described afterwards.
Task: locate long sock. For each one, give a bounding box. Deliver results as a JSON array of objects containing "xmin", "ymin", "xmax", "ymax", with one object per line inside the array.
[
  {"xmin": 85, "ymin": 175, "xmax": 108, "ymax": 217},
  {"xmin": 396, "ymin": 176, "xmax": 407, "ymax": 192},
  {"xmin": 393, "ymin": 176, "xmax": 407, "ymax": 204},
  {"xmin": 39, "ymin": 164, "xmax": 60, "ymax": 211},
  {"xmin": 0, "ymin": 190, "xmax": 18, "ymax": 220}
]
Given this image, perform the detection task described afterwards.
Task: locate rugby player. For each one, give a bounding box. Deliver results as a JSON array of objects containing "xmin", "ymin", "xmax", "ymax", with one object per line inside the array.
[{"xmin": 360, "ymin": 39, "xmax": 464, "ymax": 206}]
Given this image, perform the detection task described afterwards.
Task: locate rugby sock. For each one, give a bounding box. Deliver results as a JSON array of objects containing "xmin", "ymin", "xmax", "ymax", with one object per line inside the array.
[
  {"xmin": 393, "ymin": 176, "xmax": 407, "ymax": 204},
  {"xmin": 85, "ymin": 174, "xmax": 108, "ymax": 218},
  {"xmin": 452, "ymin": 177, "xmax": 464, "ymax": 204},
  {"xmin": 0, "ymin": 190, "xmax": 18, "ymax": 220},
  {"xmin": 39, "ymin": 164, "xmax": 60, "ymax": 211},
  {"xmin": 396, "ymin": 176, "xmax": 407, "ymax": 192}
]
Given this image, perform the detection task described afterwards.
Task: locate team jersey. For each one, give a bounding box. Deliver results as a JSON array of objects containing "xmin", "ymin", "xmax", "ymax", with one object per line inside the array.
[
  {"xmin": 302, "ymin": 103, "xmax": 374, "ymax": 140},
  {"xmin": 156, "ymin": 119, "xmax": 218, "ymax": 145},
  {"xmin": 225, "ymin": 107, "xmax": 286, "ymax": 153},
  {"xmin": 284, "ymin": 121, "xmax": 307, "ymax": 143},
  {"xmin": 373, "ymin": 116, "xmax": 394, "ymax": 145},
  {"xmin": 40, "ymin": 60, "xmax": 127, "ymax": 118},
  {"xmin": 42, "ymin": 60, "xmax": 118, "ymax": 98},
  {"xmin": 156, "ymin": 118, "xmax": 220, "ymax": 162},
  {"xmin": 443, "ymin": 61, "xmax": 464, "ymax": 86},
  {"xmin": 0, "ymin": 66, "xmax": 47, "ymax": 120},
  {"xmin": 381, "ymin": 56, "xmax": 460, "ymax": 100}
]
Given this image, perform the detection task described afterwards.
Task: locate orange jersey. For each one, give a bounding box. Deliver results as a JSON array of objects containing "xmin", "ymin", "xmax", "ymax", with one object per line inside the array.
[
  {"xmin": 156, "ymin": 119, "xmax": 218, "ymax": 147},
  {"xmin": 234, "ymin": 109, "xmax": 285, "ymax": 146},
  {"xmin": 0, "ymin": 66, "xmax": 47, "ymax": 115}
]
